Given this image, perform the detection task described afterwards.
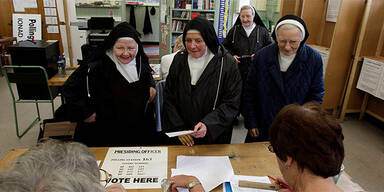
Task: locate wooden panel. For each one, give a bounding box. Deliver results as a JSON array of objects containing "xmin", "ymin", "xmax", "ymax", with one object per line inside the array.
[
  {"xmin": 322, "ymin": 0, "xmax": 366, "ymax": 109},
  {"xmin": 366, "ymin": 97, "xmax": 384, "ymax": 119},
  {"xmin": 320, "ymin": 22, "xmax": 336, "ymax": 47},
  {"xmin": 280, "ymin": 0, "xmax": 299, "ymax": 17},
  {"xmin": 0, "ymin": 0, "xmax": 13, "ymax": 37},
  {"xmin": 346, "ymin": 60, "xmax": 364, "ymax": 110},
  {"xmin": 300, "ymin": 0, "xmax": 326, "ymax": 44},
  {"xmin": 360, "ymin": 0, "xmax": 384, "ymax": 56}
]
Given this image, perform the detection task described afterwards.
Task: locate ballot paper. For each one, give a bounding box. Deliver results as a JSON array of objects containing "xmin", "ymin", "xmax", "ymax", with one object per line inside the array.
[
  {"xmin": 101, "ymin": 147, "xmax": 168, "ymax": 189},
  {"xmin": 171, "ymin": 156, "xmax": 234, "ymax": 191},
  {"xmin": 165, "ymin": 130, "xmax": 194, "ymax": 137},
  {"xmin": 228, "ymin": 175, "xmax": 275, "ymax": 192}
]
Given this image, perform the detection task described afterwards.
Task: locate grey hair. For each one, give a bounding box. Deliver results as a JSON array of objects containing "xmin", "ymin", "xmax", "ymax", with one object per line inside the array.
[
  {"xmin": 0, "ymin": 139, "xmax": 105, "ymax": 192},
  {"xmin": 240, "ymin": 5, "xmax": 255, "ymax": 16}
]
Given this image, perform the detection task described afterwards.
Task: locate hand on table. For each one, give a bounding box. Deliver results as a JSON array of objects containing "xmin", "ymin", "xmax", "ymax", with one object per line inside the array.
[
  {"xmin": 105, "ymin": 183, "xmax": 125, "ymax": 192},
  {"xmin": 178, "ymin": 134, "xmax": 194, "ymax": 146},
  {"xmin": 169, "ymin": 175, "xmax": 204, "ymax": 192}
]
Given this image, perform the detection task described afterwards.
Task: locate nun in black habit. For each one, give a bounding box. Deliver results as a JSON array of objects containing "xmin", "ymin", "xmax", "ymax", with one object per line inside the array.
[
  {"xmin": 63, "ymin": 22, "xmax": 157, "ymax": 147},
  {"xmin": 222, "ymin": 5, "xmax": 271, "ymax": 91},
  {"xmin": 162, "ymin": 16, "xmax": 242, "ymax": 146}
]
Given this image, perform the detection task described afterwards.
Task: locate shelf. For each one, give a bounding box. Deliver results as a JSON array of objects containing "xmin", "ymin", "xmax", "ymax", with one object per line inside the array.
[
  {"xmin": 75, "ymin": 5, "xmax": 121, "ymax": 8},
  {"xmin": 172, "ymin": 18, "xmax": 189, "ymax": 21},
  {"xmin": 172, "ymin": 8, "xmax": 214, "ymax": 12}
]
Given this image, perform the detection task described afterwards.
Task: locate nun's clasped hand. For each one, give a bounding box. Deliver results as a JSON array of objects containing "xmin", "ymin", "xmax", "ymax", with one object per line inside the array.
[
  {"xmin": 191, "ymin": 122, "xmax": 207, "ymax": 138},
  {"xmin": 148, "ymin": 87, "xmax": 157, "ymax": 103}
]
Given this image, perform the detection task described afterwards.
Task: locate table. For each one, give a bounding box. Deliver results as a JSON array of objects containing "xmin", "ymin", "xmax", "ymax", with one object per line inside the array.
[
  {"xmin": 48, "ymin": 66, "xmax": 79, "ymax": 86},
  {"xmin": 0, "ymin": 143, "xmax": 281, "ymax": 192}
]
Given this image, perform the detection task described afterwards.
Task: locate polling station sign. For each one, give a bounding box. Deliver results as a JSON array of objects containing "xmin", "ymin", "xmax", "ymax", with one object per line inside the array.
[
  {"xmin": 101, "ymin": 147, "xmax": 168, "ymax": 189},
  {"xmin": 13, "ymin": 14, "xmax": 42, "ymax": 41}
]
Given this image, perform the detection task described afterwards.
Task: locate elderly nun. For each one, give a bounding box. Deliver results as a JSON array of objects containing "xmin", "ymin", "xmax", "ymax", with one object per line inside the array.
[
  {"xmin": 243, "ymin": 15, "xmax": 325, "ymax": 142},
  {"xmin": 162, "ymin": 16, "xmax": 242, "ymax": 146},
  {"xmin": 63, "ymin": 22, "xmax": 157, "ymax": 147}
]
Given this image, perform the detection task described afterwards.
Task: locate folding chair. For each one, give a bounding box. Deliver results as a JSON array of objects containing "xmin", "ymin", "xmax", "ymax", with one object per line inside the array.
[{"xmin": 2, "ymin": 65, "xmax": 57, "ymax": 138}]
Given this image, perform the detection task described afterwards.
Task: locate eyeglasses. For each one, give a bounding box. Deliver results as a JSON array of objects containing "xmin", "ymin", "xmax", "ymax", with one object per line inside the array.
[
  {"xmin": 100, "ymin": 168, "xmax": 112, "ymax": 187},
  {"xmin": 115, "ymin": 47, "xmax": 137, "ymax": 52},
  {"xmin": 278, "ymin": 39, "xmax": 301, "ymax": 47},
  {"xmin": 268, "ymin": 144, "xmax": 274, "ymax": 153}
]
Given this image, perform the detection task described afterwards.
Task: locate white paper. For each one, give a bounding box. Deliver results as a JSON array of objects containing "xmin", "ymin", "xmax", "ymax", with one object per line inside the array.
[
  {"xmin": 24, "ymin": 0, "xmax": 37, "ymax": 8},
  {"xmin": 43, "ymin": 0, "xmax": 56, "ymax": 7},
  {"xmin": 356, "ymin": 58, "xmax": 384, "ymax": 96},
  {"xmin": 47, "ymin": 25, "xmax": 59, "ymax": 33},
  {"xmin": 45, "ymin": 16, "xmax": 58, "ymax": 24},
  {"xmin": 229, "ymin": 175, "xmax": 274, "ymax": 192},
  {"xmin": 165, "ymin": 130, "xmax": 194, "ymax": 137},
  {"xmin": 150, "ymin": 64, "xmax": 161, "ymax": 79},
  {"xmin": 326, "ymin": 0, "xmax": 341, "ymax": 22},
  {"xmin": 101, "ymin": 147, "xmax": 168, "ymax": 189},
  {"xmin": 172, "ymin": 156, "xmax": 234, "ymax": 191},
  {"xmin": 44, "ymin": 8, "xmax": 57, "ymax": 16},
  {"xmin": 13, "ymin": 14, "xmax": 42, "ymax": 41},
  {"xmin": 13, "ymin": 0, "xmax": 25, "ymax": 12}
]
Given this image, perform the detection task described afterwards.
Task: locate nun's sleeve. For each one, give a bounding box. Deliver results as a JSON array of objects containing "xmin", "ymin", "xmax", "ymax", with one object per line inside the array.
[
  {"xmin": 201, "ymin": 55, "xmax": 242, "ymax": 142},
  {"xmin": 305, "ymin": 49, "xmax": 325, "ymax": 104},
  {"xmin": 221, "ymin": 27, "xmax": 236, "ymax": 56},
  {"xmin": 162, "ymin": 58, "xmax": 186, "ymax": 132}
]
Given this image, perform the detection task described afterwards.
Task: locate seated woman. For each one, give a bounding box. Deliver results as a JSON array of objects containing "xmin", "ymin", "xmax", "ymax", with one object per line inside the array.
[
  {"xmin": 63, "ymin": 22, "xmax": 158, "ymax": 147},
  {"xmin": 169, "ymin": 102, "xmax": 344, "ymax": 192},
  {"xmin": 0, "ymin": 139, "xmax": 125, "ymax": 192}
]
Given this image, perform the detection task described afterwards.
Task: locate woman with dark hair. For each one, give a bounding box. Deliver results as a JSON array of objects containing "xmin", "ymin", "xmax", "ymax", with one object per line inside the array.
[
  {"xmin": 63, "ymin": 22, "xmax": 157, "ymax": 146},
  {"xmin": 243, "ymin": 15, "xmax": 325, "ymax": 142},
  {"xmin": 269, "ymin": 102, "xmax": 344, "ymax": 192},
  {"xmin": 162, "ymin": 16, "xmax": 242, "ymax": 146}
]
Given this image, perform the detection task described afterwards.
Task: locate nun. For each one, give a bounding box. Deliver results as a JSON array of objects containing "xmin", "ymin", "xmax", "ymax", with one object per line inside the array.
[
  {"xmin": 243, "ymin": 15, "xmax": 325, "ymax": 142},
  {"xmin": 162, "ymin": 16, "xmax": 242, "ymax": 146},
  {"xmin": 222, "ymin": 5, "xmax": 271, "ymax": 81},
  {"xmin": 63, "ymin": 22, "xmax": 157, "ymax": 146}
]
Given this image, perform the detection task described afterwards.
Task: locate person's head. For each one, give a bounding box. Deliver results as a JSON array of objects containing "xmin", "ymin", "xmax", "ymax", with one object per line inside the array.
[
  {"xmin": 183, "ymin": 16, "xmax": 219, "ymax": 58},
  {"xmin": 98, "ymin": 22, "xmax": 148, "ymax": 64},
  {"xmin": 269, "ymin": 102, "xmax": 344, "ymax": 187},
  {"xmin": 239, "ymin": 5, "xmax": 255, "ymax": 27},
  {"xmin": 0, "ymin": 139, "xmax": 106, "ymax": 192},
  {"xmin": 173, "ymin": 35, "xmax": 184, "ymax": 53},
  {"xmin": 272, "ymin": 15, "xmax": 309, "ymax": 56}
]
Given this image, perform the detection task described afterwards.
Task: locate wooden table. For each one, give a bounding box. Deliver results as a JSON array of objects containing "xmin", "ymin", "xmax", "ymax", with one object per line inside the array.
[
  {"xmin": 47, "ymin": 66, "xmax": 79, "ymax": 86},
  {"xmin": 0, "ymin": 143, "xmax": 281, "ymax": 191}
]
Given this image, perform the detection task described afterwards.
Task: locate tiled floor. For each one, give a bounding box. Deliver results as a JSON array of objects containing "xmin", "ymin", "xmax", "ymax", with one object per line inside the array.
[{"xmin": 0, "ymin": 77, "xmax": 383, "ymax": 191}]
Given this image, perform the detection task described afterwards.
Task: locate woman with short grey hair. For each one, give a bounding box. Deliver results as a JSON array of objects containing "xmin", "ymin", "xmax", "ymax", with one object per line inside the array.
[{"xmin": 0, "ymin": 139, "xmax": 125, "ymax": 192}]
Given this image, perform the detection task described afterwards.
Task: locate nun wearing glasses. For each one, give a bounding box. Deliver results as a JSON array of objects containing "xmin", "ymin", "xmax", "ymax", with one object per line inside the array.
[
  {"xmin": 162, "ymin": 16, "xmax": 242, "ymax": 146},
  {"xmin": 243, "ymin": 15, "xmax": 325, "ymax": 142},
  {"xmin": 63, "ymin": 22, "xmax": 157, "ymax": 147}
]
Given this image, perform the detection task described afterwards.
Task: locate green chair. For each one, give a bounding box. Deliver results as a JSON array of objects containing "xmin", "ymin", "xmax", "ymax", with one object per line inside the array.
[{"xmin": 2, "ymin": 65, "xmax": 57, "ymax": 138}]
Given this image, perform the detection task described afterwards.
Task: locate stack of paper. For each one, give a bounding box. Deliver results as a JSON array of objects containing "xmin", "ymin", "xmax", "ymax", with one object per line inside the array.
[{"xmin": 171, "ymin": 156, "xmax": 234, "ymax": 191}]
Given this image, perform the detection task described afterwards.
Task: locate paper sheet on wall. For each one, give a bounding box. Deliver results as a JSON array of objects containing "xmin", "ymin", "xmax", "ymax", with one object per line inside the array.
[
  {"xmin": 171, "ymin": 156, "xmax": 234, "ymax": 192},
  {"xmin": 101, "ymin": 147, "xmax": 168, "ymax": 189},
  {"xmin": 228, "ymin": 175, "xmax": 274, "ymax": 192},
  {"xmin": 13, "ymin": 14, "xmax": 42, "ymax": 41},
  {"xmin": 44, "ymin": 8, "xmax": 57, "ymax": 16},
  {"xmin": 13, "ymin": 0, "xmax": 25, "ymax": 12},
  {"xmin": 45, "ymin": 16, "xmax": 58, "ymax": 24},
  {"xmin": 357, "ymin": 58, "xmax": 384, "ymax": 98},
  {"xmin": 43, "ymin": 0, "xmax": 56, "ymax": 7},
  {"xmin": 47, "ymin": 25, "xmax": 59, "ymax": 33},
  {"xmin": 326, "ymin": 0, "xmax": 341, "ymax": 22}
]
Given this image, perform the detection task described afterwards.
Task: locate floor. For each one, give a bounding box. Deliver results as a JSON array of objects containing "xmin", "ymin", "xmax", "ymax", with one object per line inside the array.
[{"xmin": 0, "ymin": 76, "xmax": 383, "ymax": 192}]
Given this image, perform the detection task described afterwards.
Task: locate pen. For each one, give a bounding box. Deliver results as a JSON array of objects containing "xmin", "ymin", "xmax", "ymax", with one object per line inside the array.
[{"xmin": 268, "ymin": 176, "xmax": 294, "ymax": 192}]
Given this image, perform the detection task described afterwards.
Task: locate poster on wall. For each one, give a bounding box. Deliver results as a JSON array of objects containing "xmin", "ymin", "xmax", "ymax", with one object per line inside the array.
[
  {"xmin": 101, "ymin": 147, "xmax": 168, "ymax": 189},
  {"xmin": 217, "ymin": 0, "xmax": 231, "ymax": 43},
  {"xmin": 13, "ymin": 14, "xmax": 42, "ymax": 41}
]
